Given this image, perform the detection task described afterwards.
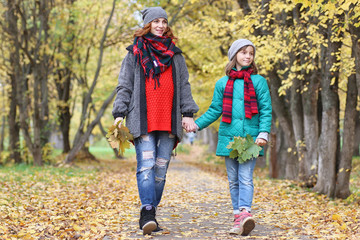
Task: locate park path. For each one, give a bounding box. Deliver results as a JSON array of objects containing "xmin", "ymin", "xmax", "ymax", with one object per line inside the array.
[{"xmin": 118, "ymin": 156, "xmax": 281, "ymax": 239}]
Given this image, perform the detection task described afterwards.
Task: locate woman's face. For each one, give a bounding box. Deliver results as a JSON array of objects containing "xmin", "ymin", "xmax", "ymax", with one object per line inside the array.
[
  {"xmin": 150, "ymin": 18, "xmax": 168, "ymax": 36},
  {"xmin": 235, "ymin": 46, "xmax": 254, "ymax": 70}
]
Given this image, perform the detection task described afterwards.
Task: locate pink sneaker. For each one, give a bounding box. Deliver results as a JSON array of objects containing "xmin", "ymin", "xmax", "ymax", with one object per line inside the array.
[
  {"xmin": 238, "ymin": 212, "xmax": 255, "ymax": 236},
  {"xmin": 229, "ymin": 214, "xmax": 241, "ymax": 235}
]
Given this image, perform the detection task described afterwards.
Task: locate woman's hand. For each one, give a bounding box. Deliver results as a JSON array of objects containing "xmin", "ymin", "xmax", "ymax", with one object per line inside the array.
[
  {"xmin": 182, "ymin": 117, "xmax": 197, "ymax": 133},
  {"xmin": 113, "ymin": 117, "xmax": 124, "ymax": 127},
  {"xmin": 255, "ymin": 138, "xmax": 267, "ymax": 147}
]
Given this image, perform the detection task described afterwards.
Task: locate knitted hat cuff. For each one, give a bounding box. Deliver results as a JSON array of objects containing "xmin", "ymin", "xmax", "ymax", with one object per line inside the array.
[
  {"xmin": 228, "ymin": 39, "xmax": 256, "ymax": 61},
  {"xmin": 141, "ymin": 7, "xmax": 168, "ymax": 26}
]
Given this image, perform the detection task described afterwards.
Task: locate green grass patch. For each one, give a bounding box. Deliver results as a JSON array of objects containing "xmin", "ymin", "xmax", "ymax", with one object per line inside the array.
[
  {"xmin": 89, "ymin": 145, "xmax": 135, "ymax": 159},
  {"xmin": 0, "ymin": 163, "xmax": 97, "ymax": 184}
]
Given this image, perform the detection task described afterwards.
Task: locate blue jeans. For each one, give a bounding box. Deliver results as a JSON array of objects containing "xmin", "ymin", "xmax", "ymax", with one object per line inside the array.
[
  {"xmin": 225, "ymin": 156, "xmax": 257, "ymax": 214},
  {"xmin": 134, "ymin": 131, "xmax": 176, "ymax": 209}
]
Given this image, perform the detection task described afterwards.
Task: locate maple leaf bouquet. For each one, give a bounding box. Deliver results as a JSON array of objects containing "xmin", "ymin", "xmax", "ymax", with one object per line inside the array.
[
  {"xmin": 226, "ymin": 134, "xmax": 262, "ymax": 163},
  {"xmin": 106, "ymin": 121, "xmax": 133, "ymax": 156}
]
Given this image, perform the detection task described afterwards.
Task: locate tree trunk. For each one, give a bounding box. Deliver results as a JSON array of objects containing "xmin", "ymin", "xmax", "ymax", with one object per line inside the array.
[
  {"xmin": 268, "ymin": 120, "xmax": 278, "ymax": 178},
  {"xmin": 354, "ymin": 111, "xmax": 360, "ymax": 156},
  {"xmin": 349, "ymin": 4, "xmax": 360, "ymax": 100},
  {"xmin": 65, "ymin": 90, "xmax": 116, "ymax": 163},
  {"xmin": 293, "ymin": 5, "xmax": 321, "ymax": 186},
  {"xmin": 349, "ymin": 5, "xmax": 360, "ymax": 157},
  {"xmin": 55, "ymin": 0, "xmax": 76, "ymax": 153},
  {"xmin": 8, "ymin": 76, "xmax": 21, "ymax": 163},
  {"xmin": 314, "ymin": 15, "xmax": 344, "ymax": 197},
  {"xmin": 0, "ymin": 116, "xmax": 4, "ymax": 153},
  {"xmin": 335, "ymin": 13, "xmax": 360, "ymax": 198},
  {"xmin": 301, "ymin": 63, "xmax": 321, "ymax": 187},
  {"xmin": 335, "ymin": 63, "xmax": 358, "ymax": 198},
  {"xmin": 56, "ymin": 68, "xmax": 72, "ymax": 153},
  {"xmin": 0, "ymin": 87, "xmax": 6, "ymax": 153},
  {"xmin": 6, "ymin": 0, "xmax": 22, "ymax": 164},
  {"xmin": 197, "ymin": 127, "xmax": 208, "ymax": 145},
  {"xmin": 290, "ymin": 64, "xmax": 304, "ymax": 178},
  {"xmin": 33, "ymin": 70, "xmax": 43, "ymax": 166},
  {"xmin": 40, "ymin": 66, "xmax": 50, "ymax": 148},
  {"xmin": 197, "ymin": 127, "xmax": 218, "ymax": 154},
  {"xmin": 236, "ymin": 0, "xmax": 252, "ymax": 15},
  {"xmin": 268, "ymin": 68, "xmax": 298, "ymax": 179},
  {"xmin": 207, "ymin": 128, "xmax": 218, "ymax": 154}
]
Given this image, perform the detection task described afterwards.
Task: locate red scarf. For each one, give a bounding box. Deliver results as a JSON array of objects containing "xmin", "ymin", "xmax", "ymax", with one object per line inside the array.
[
  {"xmin": 133, "ymin": 32, "xmax": 175, "ymax": 89},
  {"xmin": 222, "ymin": 68, "xmax": 258, "ymax": 123}
]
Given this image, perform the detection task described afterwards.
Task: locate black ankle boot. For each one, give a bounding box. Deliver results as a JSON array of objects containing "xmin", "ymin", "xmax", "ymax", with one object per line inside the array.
[
  {"xmin": 139, "ymin": 205, "xmax": 157, "ymax": 235},
  {"xmin": 153, "ymin": 218, "xmax": 163, "ymax": 232}
]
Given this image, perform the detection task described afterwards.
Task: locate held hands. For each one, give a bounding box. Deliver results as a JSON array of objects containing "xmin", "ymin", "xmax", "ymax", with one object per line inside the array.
[
  {"xmin": 182, "ymin": 117, "xmax": 198, "ymax": 133},
  {"xmin": 255, "ymin": 138, "xmax": 267, "ymax": 147}
]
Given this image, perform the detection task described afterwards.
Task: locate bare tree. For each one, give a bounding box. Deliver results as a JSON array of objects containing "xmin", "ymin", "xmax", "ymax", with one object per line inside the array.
[{"xmin": 64, "ymin": 0, "xmax": 117, "ymax": 163}]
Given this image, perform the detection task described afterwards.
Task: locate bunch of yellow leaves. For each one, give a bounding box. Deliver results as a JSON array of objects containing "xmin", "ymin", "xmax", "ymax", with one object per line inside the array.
[{"xmin": 106, "ymin": 122, "xmax": 133, "ymax": 156}]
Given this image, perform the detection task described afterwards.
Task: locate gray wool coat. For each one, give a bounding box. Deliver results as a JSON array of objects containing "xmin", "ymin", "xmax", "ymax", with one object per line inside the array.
[{"xmin": 112, "ymin": 45, "xmax": 199, "ymax": 141}]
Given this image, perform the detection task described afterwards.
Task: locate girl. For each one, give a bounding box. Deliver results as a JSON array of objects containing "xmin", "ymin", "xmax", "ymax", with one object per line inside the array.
[
  {"xmin": 194, "ymin": 39, "xmax": 272, "ymax": 236},
  {"xmin": 112, "ymin": 7, "xmax": 198, "ymax": 235}
]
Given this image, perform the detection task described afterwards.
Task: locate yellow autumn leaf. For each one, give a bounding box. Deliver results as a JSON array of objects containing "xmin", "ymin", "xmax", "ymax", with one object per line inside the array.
[
  {"xmin": 73, "ymin": 225, "xmax": 82, "ymax": 231},
  {"xmin": 340, "ymin": 223, "xmax": 347, "ymax": 231},
  {"xmin": 332, "ymin": 214, "xmax": 342, "ymax": 222}
]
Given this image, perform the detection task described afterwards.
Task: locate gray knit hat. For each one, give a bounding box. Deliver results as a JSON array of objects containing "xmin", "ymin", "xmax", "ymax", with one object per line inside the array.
[
  {"xmin": 141, "ymin": 7, "xmax": 168, "ymax": 26},
  {"xmin": 228, "ymin": 39, "xmax": 256, "ymax": 60}
]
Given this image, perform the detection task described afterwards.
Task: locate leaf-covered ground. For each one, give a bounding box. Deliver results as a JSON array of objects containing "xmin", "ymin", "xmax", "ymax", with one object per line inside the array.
[{"xmin": 0, "ymin": 145, "xmax": 359, "ymax": 239}]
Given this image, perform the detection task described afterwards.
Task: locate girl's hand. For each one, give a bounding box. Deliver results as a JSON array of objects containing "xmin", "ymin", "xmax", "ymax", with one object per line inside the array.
[
  {"xmin": 182, "ymin": 117, "xmax": 197, "ymax": 132},
  {"xmin": 255, "ymin": 138, "xmax": 267, "ymax": 147}
]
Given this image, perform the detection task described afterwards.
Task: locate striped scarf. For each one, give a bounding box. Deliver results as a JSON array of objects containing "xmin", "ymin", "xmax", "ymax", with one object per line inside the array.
[
  {"xmin": 133, "ymin": 32, "xmax": 175, "ymax": 89},
  {"xmin": 222, "ymin": 68, "xmax": 258, "ymax": 123}
]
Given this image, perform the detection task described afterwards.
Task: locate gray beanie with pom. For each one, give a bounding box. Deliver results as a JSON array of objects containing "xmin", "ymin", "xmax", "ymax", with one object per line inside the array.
[
  {"xmin": 141, "ymin": 7, "xmax": 168, "ymax": 26},
  {"xmin": 228, "ymin": 39, "xmax": 256, "ymax": 61}
]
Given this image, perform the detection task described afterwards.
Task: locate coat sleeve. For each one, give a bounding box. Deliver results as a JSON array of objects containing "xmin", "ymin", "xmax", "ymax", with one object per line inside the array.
[
  {"xmin": 177, "ymin": 54, "xmax": 199, "ymax": 117},
  {"xmin": 195, "ymin": 79, "xmax": 224, "ymax": 130},
  {"xmin": 256, "ymin": 76, "xmax": 272, "ymax": 133},
  {"xmin": 112, "ymin": 52, "xmax": 135, "ymax": 119}
]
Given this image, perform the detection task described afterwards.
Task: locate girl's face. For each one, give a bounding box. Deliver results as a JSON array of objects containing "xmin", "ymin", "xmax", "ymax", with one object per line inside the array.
[
  {"xmin": 150, "ymin": 18, "xmax": 168, "ymax": 36},
  {"xmin": 235, "ymin": 46, "xmax": 254, "ymax": 70}
]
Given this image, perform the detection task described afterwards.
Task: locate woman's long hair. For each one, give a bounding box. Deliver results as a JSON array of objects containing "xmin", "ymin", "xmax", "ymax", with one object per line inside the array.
[
  {"xmin": 133, "ymin": 22, "xmax": 178, "ymax": 42},
  {"xmin": 225, "ymin": 45, "xmax": 258, "ymax": 76}
]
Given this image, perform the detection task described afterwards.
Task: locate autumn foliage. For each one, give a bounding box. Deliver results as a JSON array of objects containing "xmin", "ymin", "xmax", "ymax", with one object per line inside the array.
[{"xmin": 0, "ymin": 145, "xmax": 359, "ymax": 239}]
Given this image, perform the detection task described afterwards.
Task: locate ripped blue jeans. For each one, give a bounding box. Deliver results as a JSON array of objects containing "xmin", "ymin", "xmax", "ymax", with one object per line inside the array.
[
  {"xmin": 225, "ymin": 156, "xmax": 257, "ymax": 214},
  {"xmin": 134, "ymin": 131, "xmax": 176, "ymax": 209}
]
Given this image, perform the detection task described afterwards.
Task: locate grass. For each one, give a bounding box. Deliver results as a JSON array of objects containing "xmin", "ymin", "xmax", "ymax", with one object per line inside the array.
[
  {"xmin": 89, "ymin": 145, "xmax": 135, "ymax": 159},
  {"xmin": 48, "ymin": 141, "xmax": 136, "ymax": 161},
  {"xmin": 0, "ymin": 162, "xmax": 97, "ymax": 184}
]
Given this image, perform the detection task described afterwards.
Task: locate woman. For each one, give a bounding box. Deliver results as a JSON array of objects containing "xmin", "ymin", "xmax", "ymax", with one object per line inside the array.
[{"xmin": 112, "ymin": 6, "xmax": 198, "ymax": 235}]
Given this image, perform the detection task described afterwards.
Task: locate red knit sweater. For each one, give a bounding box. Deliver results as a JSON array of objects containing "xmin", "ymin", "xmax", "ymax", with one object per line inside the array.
[{"xmin": 146, "ymin": 65, "xmax": 174, "ymax": 133}]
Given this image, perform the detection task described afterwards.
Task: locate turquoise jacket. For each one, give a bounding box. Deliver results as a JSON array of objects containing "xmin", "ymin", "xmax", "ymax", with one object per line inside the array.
[{"xmin": 195, "ymin": 72, "xmax": 272, "ymax": 156}]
